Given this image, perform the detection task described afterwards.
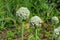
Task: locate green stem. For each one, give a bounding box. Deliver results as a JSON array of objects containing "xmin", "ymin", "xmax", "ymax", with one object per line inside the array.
[
  {"xmin": 36, "ymin": 28, "xmax": 37, "ymax": 40},
  {"xmin": 52, "ymin": 25, "xmax": 55, "ymax": 40},
  {"xmin": 22, "ymin": 22, "xmax": 24, "ymax": 40},
  {"xmin": 34, "ymin": 27, "xmax": 37, "ymax": 40}
]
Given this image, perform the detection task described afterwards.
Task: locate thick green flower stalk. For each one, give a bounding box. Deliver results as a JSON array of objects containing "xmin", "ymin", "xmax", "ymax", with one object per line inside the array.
[
  {"xmin": 30, "ymin": 16, "xmax": 43, "ymax": 40},
  {"xmin": 16, "ymin": 7, "xmax": 30, "ymax": 40},
  {"xmin": 51, "ymin": 16, "xmax": 59, "ymax": 40}
]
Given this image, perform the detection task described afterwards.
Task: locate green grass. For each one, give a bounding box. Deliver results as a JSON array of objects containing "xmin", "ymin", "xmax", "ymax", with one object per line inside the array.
[{"xmin": 0, "ymin": 0, "xmax": 60, "ymax": 40}]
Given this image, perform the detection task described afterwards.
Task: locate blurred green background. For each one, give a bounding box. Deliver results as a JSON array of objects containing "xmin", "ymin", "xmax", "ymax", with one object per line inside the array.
[{"xmin": 0, "ymin": 0, "xmax": 60, "ymax": 40}]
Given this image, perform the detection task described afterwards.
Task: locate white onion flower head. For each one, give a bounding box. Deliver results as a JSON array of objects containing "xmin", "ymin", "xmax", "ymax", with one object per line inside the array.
[
  {"xmin": 51, "ymin": 16, "xmax": 59, "ymax": 24},
  {"xmin": 54, "ymin": 26, "xmax": 60, "ymax": 35},
  {"xmin": 16, "ymin": 7, "xmax": 30, "ymax": 20},
  {"xmin": 30, "ymin": 16, "xmax": 42, "ymax": 27}
]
